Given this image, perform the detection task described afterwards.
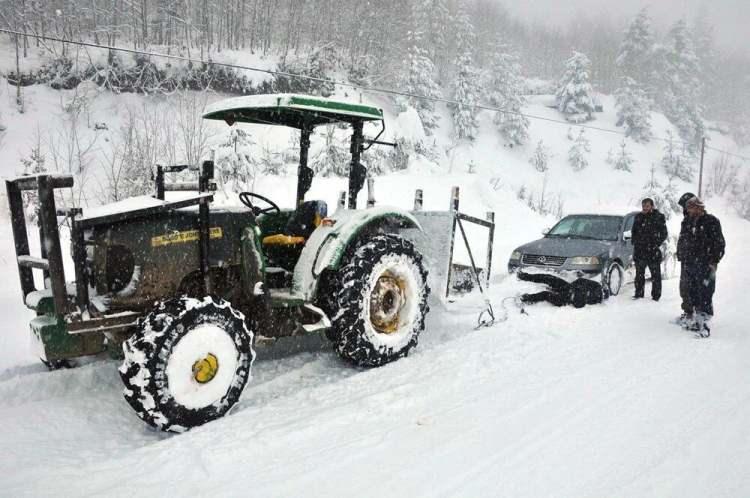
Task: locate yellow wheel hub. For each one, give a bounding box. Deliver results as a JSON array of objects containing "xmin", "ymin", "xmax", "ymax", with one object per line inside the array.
[
  {"xmin": 369, "ymin": 272, "xmax": 407, "ymax": 334},
  {"xmin": 192, "ymin": 353, "xmax": 219, "ymax": 384}
]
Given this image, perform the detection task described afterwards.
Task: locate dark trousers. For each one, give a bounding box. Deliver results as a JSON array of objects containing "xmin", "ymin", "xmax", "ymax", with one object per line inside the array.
[
  {"xmin": 634, "ymin": 259, "xmax": 662, "ymax": 299},
  {"xmin": 684, "ymin": 263, "xmax": 715, "ymax": 316},
  {"xmin": 518, "ymin": 272, "xmax": 602, "ymax": 308},
  {"xmin": 521, "ymin": 290, "xmax": 568, "ymax": 307},
  {"xmin": 679, "ymin": 262, "xmax": 692, "ymax": 314}
]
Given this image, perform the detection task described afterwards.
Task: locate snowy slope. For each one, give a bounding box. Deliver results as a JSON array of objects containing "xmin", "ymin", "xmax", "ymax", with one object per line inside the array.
[
  {"xmin": 0, "ymin": 211, "xmax": 748, "ymax": 498},
  {"xmin": 1, "ymin": 79, "xmax": 749, "ymax": 496}
]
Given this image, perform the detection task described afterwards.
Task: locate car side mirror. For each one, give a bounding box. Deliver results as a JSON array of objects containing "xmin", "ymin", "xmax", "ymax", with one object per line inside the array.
[
  {"xmin": 542, "ymin": 228, "xmax": 550, "ymax": 236},
  {"xmin": 623, "ymin": 230, "xmax": 632, "ymax": 241}
]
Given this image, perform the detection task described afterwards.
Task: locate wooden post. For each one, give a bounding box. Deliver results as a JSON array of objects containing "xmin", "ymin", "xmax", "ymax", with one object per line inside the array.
[
  {"xmin": 338, "ymin": 191, "xmax": 346, "ymax": 210},
  {"xmin": 445, "ymin": 186, "xmax": 459, "ymax": 298},
  {"xmin": 485, "ymin": 212, "xmax": 495, "ymax": 289},
  {"xmin": 366, "ymin": 178, "xmax": 375, "ymax": 207},
  {"xmin": 413, "ymin": 189, "xmax": 423, "ymax": 211},
  {"xmin": 450, "ymin": 186, "xmax": 459, "ymax": 211},
  {"xmin": 15, "ymin": 33, "xmax": 22, "ymax": 110},
  {"xmin": 6, "ymin": 181, "xmax": 34, "ymax": 299},
  {"xmin": 37, "ymin": 176, "xmax": 67, "ymax": 314},
  {"xmin": 698, "ymin": 136, "xmax": 706, "ymax": 198}
]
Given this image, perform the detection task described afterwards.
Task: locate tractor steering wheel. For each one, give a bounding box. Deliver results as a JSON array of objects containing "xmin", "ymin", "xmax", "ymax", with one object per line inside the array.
[{"xmin": 239, "ymin": 192, "xmax": 281, "ymax": 216}]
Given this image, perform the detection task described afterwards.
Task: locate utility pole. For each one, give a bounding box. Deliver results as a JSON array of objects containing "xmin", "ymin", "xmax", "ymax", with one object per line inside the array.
[
  {"xmin": 15, "ymin": 33, "xmax": 22, "ymax": 112},
  {"xmin": 698, "ymin": 137, "xmax": 706, "ymax": 197}
]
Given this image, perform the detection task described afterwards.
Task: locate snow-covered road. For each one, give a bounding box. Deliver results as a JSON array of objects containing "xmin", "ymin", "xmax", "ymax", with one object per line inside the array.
[{"xmin": 0, "ymin": 212, "xmax": 748, "ymax": 498}]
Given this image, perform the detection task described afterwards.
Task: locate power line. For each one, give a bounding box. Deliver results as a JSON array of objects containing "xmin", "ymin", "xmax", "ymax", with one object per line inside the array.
[
  {"xmin": 1, "ymin": 27, "xmax": 746, "ymax": 162},
  {"xmin": 704, "ymin": 146, "xmax": 750, "ymax": 163}
]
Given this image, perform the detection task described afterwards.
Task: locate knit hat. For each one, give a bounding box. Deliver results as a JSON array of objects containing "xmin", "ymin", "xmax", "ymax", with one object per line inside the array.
[{"xmin": 678, "ymin": 192, "xmax": 696, "ymax": 208}]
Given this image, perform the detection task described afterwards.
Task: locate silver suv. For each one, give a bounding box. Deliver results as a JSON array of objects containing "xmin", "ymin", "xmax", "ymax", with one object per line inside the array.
[{"xmin": 508, "ymin": 213, "xmax": 641, "ymax": 296}]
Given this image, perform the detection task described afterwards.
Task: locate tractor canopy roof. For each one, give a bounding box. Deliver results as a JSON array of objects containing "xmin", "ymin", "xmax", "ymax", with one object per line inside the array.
[{"xmin": 202, "ymin": 93, "xmax": 384, "ymax": 129}]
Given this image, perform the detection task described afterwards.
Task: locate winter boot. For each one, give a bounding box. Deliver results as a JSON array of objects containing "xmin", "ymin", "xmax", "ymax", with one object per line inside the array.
[
  {"xmin": 675, "ymin": 313, "xmax": 693, "ymax": 329},
  {"xmin": 694, "ymin": 312, "xmax": 711, "ymax": 338}
]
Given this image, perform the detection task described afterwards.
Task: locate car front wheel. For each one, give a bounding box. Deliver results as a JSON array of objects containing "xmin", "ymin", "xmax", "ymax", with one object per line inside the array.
[{"xmin": 605, "ymin": 262, "xmax": 624, "ymax": 297}]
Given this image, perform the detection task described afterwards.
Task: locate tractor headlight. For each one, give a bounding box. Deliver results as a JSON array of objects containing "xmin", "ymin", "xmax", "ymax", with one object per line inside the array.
[
  {"xmin": 569, "ymin": 256, "xmax": 600, "ymax": 266},
  {"xmin": 510, "ymin": 250, "xmax": 521, "ymax": 261}
]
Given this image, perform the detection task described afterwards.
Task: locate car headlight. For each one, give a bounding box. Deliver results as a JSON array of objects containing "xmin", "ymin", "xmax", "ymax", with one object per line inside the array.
[
  {"xmin": 510, "ymin": 251, "xmax": 521, "ymax": 261},
  {"xmin": 569, "ymin": 256, "xmax": 600, "ymax": 265}
]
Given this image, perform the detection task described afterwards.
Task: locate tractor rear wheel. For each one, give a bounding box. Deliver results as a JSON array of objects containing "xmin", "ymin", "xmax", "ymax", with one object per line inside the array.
[
  {"xmin": 326, "ymin": 234, "xmax": 429, "ymax": 367},
  {"xmin": 119, "ymin": 296, "xmax": 254, "ymax": 432}
]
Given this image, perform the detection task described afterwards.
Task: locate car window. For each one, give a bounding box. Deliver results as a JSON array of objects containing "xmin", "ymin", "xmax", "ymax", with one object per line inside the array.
[
  {"xmin": 548, "ymin": 215, "xmax": 623, "ymax": 241},
  {"xmin": 623, "ymin": 215, "xmax": 635, "ymax": 233}
]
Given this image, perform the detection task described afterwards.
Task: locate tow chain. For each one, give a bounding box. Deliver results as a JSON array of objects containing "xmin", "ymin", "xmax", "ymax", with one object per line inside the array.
[{"xmin": 475, "ymin": 296, "xmax": 529, "ymax": 329}]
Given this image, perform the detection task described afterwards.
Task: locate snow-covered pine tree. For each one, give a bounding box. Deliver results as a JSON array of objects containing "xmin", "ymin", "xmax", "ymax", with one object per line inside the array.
[
  {"xmin": 568, "ymin": 128, "xmax": 591, "ymax": 171},
  {"xmin": 312, "ymin": 124, "xmax": 350, "ymax": 177},
  {"xmin": 642, "ymin": 163, "xmax": 679, "ymax": 219},
  {"xmin": 399, "ymin": 10, "xmax": 442, "ymax": 136},
  {"xmin": 215, "ymin": 127, "xmax": 257, "ymax": 192},
  {"xmin": 691, "ymin": 10, "xmax": 717, "ymax": 105},
  {"xmin": 616, "ymin": 8, "xmax": 655, "ymax": 84},
  {"xmin": 556, "ymin": 51, "xmax": 596, "ymax": 123},
  {"xmin": 606, "ymin": 147, "xmax": 615, "ymax": 165},
  {"xmin": 656, "ymin": 20, "xmax": 706, "ymax": 151},
  {"xmin": 613, "ymin": 139, "xmax": 634, "ymax": 172},
  {"xmin": 615, "ymin": 76, "xmax": 653, "ymax": 143},
  {"xmin": 529, "ymin": 140, "xmax": 549, "ymax": 172},
  {"xmin": 486, "ymin": 43, "xmax": 529, "ymax": 145},
  {"xmin": 19, "ymin": 132, "xmax": 47, "ymax": 220},
  {"xmin": 426, "ymin": 0, "xmax": 451, "ymax": 81},
  {"xmin": 449, "ymin": 8, "xmax": 480, "ymax": 141},
  {"xmin": 660, "ymin": 130, "xmax": 694, "ymax": 182}
]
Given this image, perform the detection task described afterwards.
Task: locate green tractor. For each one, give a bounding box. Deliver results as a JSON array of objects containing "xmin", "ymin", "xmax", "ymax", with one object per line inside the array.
[{"xmin": 6, "ymin": 94, "xmax": 431, "ymax": 432}]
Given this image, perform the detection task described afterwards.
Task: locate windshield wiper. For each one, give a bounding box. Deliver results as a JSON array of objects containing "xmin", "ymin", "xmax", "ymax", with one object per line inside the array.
[{"xmin": 559, "ymin": 234, "xmax": 600, "ymax": 240}]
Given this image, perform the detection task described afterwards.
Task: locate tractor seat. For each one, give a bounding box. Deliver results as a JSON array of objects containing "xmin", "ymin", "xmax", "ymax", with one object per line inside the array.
[{"xmin": 262, "ymin": 200, "xmax": 328, "ymax": 246}]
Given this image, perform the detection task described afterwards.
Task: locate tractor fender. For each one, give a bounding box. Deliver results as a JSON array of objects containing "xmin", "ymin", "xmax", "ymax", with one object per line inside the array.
[{"xmin": 291, "ymin": 206, "xmax": 422, "ymax": 301}]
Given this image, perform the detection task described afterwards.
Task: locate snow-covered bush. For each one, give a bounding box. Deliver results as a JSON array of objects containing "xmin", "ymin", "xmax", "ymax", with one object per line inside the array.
[
  {"xmin": 660, "ymin": 131, "xmax": 694, "ymax": 182},
  {"xmin": 529, "ymin": 140, "xmax": 550, "ymax": 172},
  {"xmin": 707, "ymin": 153, "xmax": 740, "ymax": 197},
  {"xmin": 19, "ymin": 131, "xmax": 47, "ymax": 221},
  {"xmin": 731, "ymin": 173, "xmax": 750, "ymax": 220},
  {"xmin": 642, "ymin": 163, "xmax": 680, "ymax": 220},
  {"xmin": 312, "ymin": 124, "xmax": 350, "ymax": 177},
  {"xmin": 215, "ymin": 128, "xmax": 257, "ymax": 192},
  {"xmin": 556, "ymin": 52, "xmax": 596, "ymax": 123},
  {"xmin": 612, "ymin": 140, "xmax": 635, "ymax": 172},
  {"xmin": 568, "ymin": 129, "xmax": 591, "ymax": 171}
]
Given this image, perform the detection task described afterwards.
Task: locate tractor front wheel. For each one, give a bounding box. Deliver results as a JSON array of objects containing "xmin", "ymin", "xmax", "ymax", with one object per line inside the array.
[
  {"xmin": 327, "ymin": 234, "xmax": 429, "ymax": 367},
  {"xmin": 119, "ymin": 296, "xmax": 255, "ymax": 432}
]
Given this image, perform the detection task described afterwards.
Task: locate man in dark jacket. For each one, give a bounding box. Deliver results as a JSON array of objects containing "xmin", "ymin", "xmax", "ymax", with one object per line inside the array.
[
  {"xmin": 681, "ymin": 196, "xmax": 725, "ymax": 336},
  {"xmin": 518, "ymin": 271, "xmax": 603, "ymax": 308},
  {"xmin": 631, "ymin": 198, "xmax": 668, "ymax": 300},
  {"xmin": 676, "ymin": 192, "xmax": 696, "ymax": 323}
]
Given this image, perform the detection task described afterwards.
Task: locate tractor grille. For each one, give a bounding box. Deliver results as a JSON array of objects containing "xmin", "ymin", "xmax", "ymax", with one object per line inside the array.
[{"xmin": 522, "ymin": 254, "xmax": 567, "ymax": 267}]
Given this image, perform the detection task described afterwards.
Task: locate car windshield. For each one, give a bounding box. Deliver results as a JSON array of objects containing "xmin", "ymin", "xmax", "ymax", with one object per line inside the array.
[{"xmin": 547, "ymin": 215, "xmax": 623, "ymax": 241}]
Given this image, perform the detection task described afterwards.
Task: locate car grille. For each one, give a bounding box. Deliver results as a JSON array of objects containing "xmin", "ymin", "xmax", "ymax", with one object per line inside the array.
[{"xmin": 522, "ymin": 254, "xmax": 567, "ymax": 267}]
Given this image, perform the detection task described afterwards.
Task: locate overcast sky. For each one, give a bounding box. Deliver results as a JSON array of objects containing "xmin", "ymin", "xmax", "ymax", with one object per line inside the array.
[{"xmin": 497, "ymin": 0, "xmax": 749, "ymax": 53}]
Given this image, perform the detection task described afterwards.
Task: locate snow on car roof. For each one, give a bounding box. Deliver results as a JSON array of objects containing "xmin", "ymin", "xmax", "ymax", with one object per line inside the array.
[{"xmin": 202, "ymin": 93, "xmax": 383, "ymax": 128}]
